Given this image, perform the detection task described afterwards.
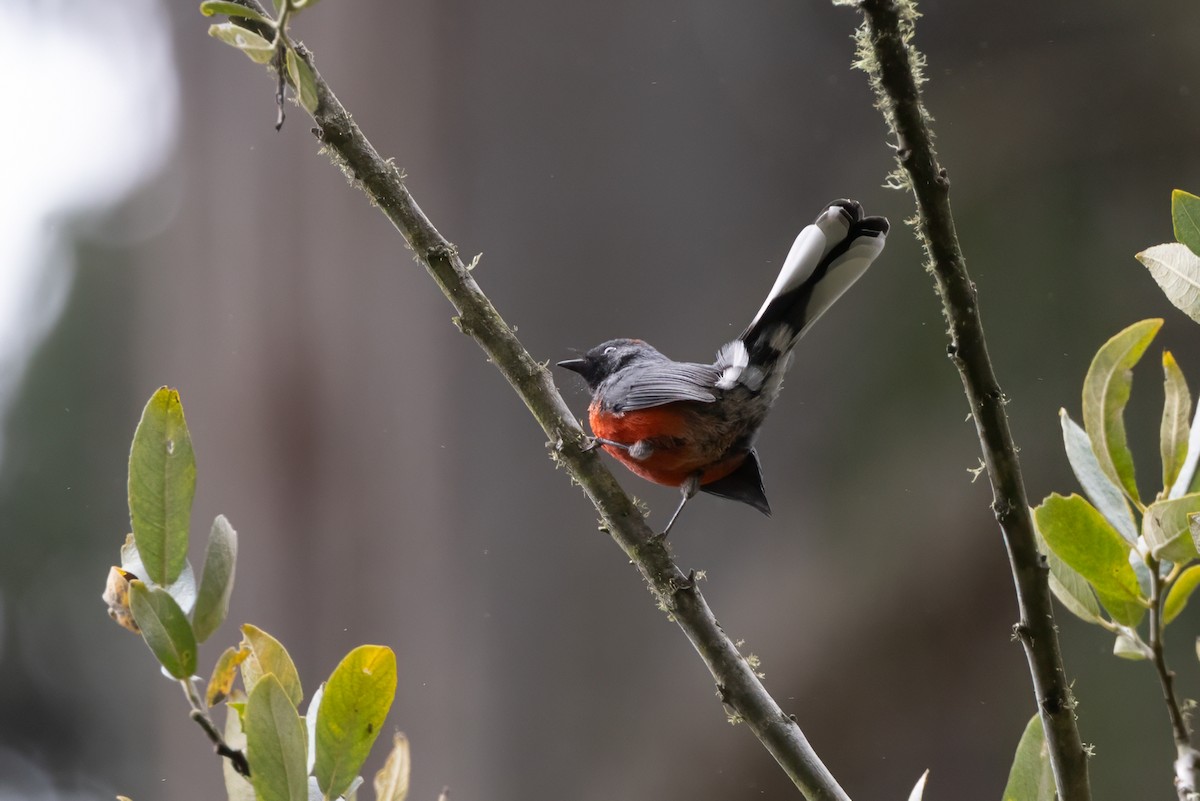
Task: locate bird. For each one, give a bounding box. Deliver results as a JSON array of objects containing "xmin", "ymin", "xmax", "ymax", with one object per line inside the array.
[{"xmin": 557, "ymin": 199, "xmax": 889, "ymax": 536}]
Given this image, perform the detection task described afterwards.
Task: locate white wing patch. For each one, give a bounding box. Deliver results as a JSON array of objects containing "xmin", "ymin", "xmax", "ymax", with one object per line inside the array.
[{"xmin": 714, "ymin": 339, "xmax": 749, "ymax": 389}]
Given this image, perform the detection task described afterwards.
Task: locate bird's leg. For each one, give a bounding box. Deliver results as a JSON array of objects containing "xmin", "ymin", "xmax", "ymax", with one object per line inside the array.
[
  {"xmin": 656, "ymin": 473, "xmax": 700, "ymax": 540},
  {"xmin": 582, "ymin": 436, "xmax": 625, "ymax": 453},
  {"xmin": 584, "ymin": 437, "xmax": 654, "ymax": 461}
]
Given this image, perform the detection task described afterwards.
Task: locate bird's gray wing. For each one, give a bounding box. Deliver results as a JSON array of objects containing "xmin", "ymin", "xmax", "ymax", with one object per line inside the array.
[{"xmin": 607, "ymin": 361, "xmax": 721, "ymax": 411}]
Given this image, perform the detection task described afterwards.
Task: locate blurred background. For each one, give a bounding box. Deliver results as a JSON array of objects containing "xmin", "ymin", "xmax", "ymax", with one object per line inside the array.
[{"xmin": 2, "ymin": 0, "xmax": 1199, "ymax": 798}]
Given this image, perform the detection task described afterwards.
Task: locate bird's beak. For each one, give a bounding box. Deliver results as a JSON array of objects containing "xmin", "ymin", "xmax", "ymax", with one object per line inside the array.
[{"xmin": 556, "ymin": 358, "xmax": 587, "ymax": 374}]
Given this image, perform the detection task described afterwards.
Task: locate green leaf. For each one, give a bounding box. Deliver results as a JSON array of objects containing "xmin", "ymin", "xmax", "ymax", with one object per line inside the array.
[
  {"xmin": 373, "ymin": 732, "xmax": 411, "ymax": 801},
  {"xmin": 305, "ymin": 683, "xmax": 324, "ymax": 773},
  {"xmin": 1165, "ymin": 565, "xmax": 1200, "ymax": 625},
  {"xmin": 1113, "ymin": 631, "xmax": 1150, "ymax": 660},
  {"xmin": 1047, "ymin": 555, "xmax": 1105, "ymax": 624},
  {"xmin": 223, "ymin": 700, "xmax": 255, "ymax": 801},
  {"xmin": 222, "ymin": 691, "xmax": 256, "ymax": 801},
  {"xmin": 240, "ymin": 624, "xmax": 304, "ymax": 706},
  {"xmin": 907, "ymin": 769, "xmax": 929, "ymax": 801},
  {"xmin": 1174, "ymin": 189, "xmax": 1200, "ymax": 257},
  {"xmin": 285, "ymin": 48, "xmax": 320, "ymax": 115},
  {"xmin": 119, "ymin": 533, "xmax": 199, "ymax": 615},
  {"xmin": 1034, "ymin": 494, "xmax": 1145, "ymax": 626},
  {"xmin": 1082, "ymin": 319, "xmax": 1162, "ymax": 505},
  {"xmin": 193, "ymin": 515, "xmax": 238, "ymax": 643},
  {"xmin": 209, "ymin": 22, "xmax": 277, "ymax": 64},
  {"xmin": 1129, "ymin": 550, "xmax": 1153, "ymax": 597},
  {"xmin": 199, "ymin": 0, "xmax": 271, "ymax": 23},
  {"xmin": 1046, "ymin": 570, "xmax": 1102, "ymax": 624},
  {"xmin": 1175, "ymin": 404, "xmax": 1200, "ymax": 497},
  {"xmin": 1002, "ymin": 714, "xmax": 1054, "ymax": 801},
  {"xmin": 290, "ymin": 0, "xmax": 324, "ymax": 12},
  {"xmin": 1034, "ymin": 517, "xmax": 1104, "ymax": 623},
  {"xmin": 118, "ymin": 532, "xmax": 140, "ymax": 573},
  {"xmin": 343, "ymin": 776, "xmax": 364, "ymax": 800},
  {"xmin": 245, "ymin": 675, "xmax": 309, "ymax": 801},
  {"xmin": 1144, "ymin": 494, "xmax": 1200, "ymax": 562},
  {"xmin": 1060, "ymin": 409, "xmax": 1136, "ymax": 542},
  {"xmin": 206, "ymin": 645, "xmax": 250, "ymax": 707},
  {"xmin": 1162, "ymin": 351, "xmax": 1193, "ymax": 491},
  {"xmin": 129, "ymin": 581, "xmax": 198, "ymax": 679},
  {"xmin": 1137, "ymin": 245, "xmax": 1200, "ymax": 325},
  {"xmin": 314, "ymin": 645, "xmax": 397, "ymax": 801},
  {"xmin": 128, "ymin": 387, "xmax": 196, "ymax": 586}
]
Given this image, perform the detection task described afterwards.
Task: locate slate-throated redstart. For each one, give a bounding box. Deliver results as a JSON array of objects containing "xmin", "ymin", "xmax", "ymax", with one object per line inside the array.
[{"xmin": 558, "ymin": 199, "xmax": 889, "ymax": 535}]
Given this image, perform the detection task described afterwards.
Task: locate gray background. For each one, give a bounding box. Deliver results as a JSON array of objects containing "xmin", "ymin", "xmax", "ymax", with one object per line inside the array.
[{"xmin": 3, "ymin": 0, "xmax": 1200, "ymax": 799}]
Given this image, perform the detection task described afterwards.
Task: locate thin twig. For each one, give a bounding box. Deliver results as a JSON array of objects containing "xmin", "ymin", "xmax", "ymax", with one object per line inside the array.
[
  {"xmin": 843, "ymin": 0, "xmax": 1091, "ymax": 798},
  {"xmin": 1148, "ymin": 561, "xmax": 1200, "ymax": 800},
  {"xmin": 273, "ymin": 48, "xmax": 286, "ymax": 131},
  {"xmin": 1149, "ymin": 563, "xmax": 1191, "ymax": 748},
  {"xmin": 211, "ymin": 2, "xmax": 852, "ymax": 798},
  {"xmin": 179, "ymin": 678, "xmax": 251, "ymax": 778}
]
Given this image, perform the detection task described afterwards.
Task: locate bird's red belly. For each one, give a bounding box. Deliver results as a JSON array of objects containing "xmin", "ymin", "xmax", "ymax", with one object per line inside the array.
[{"xmin": 588, "ymin": 404, "xmax": 744, "ymax": 488}]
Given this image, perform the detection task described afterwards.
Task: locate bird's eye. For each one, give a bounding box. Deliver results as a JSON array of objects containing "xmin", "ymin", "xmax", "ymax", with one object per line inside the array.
[{"xmin": 603, "ymin": 346, "xmax": 618, "ymax": 356}]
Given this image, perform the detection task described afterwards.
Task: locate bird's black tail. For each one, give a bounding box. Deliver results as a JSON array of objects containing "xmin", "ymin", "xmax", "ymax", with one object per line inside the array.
[
  {"xmin": 714, "ymin": 200, "xmax": 888, "ymax": 394},
  {"xmin": 745, "ymin": 199, "xmax": 888, "ymax": 354}
]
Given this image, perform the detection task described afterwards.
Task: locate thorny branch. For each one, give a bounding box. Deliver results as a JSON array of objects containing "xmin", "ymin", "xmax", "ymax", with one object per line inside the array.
[
  {"xmin": 843, "ymin": 0, "xmax": 1091, "ymax": 798},
  {"xmin": 209, "ymin": 1, "xmax": 859, "ymax": 797}
]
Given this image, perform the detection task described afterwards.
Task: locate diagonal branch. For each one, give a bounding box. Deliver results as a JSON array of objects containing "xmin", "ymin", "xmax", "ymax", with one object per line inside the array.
[
  {"xmin": 841, "ymin": 0, "xmax": 1092, "ymax": 798},
  {"xmin": 209, "ymin": 3, "xmax": 852, "ymax": 798}
]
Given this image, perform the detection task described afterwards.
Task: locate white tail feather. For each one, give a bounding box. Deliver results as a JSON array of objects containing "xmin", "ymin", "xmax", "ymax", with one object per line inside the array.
[
  {"xmin": 792, "ymin": 231, "xmax": 886, "ymax": 341},
  {"xmin": 745, "ymin": 206, "xmax": 853, "ymax": 335}
]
